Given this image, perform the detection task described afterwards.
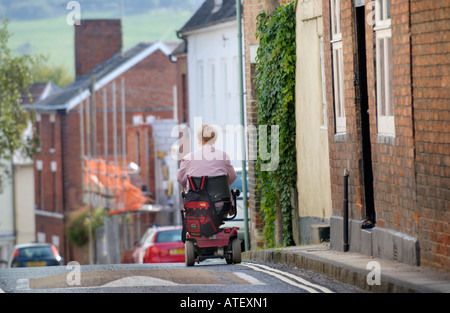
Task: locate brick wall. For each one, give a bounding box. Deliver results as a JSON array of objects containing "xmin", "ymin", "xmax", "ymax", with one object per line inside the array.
[
  {"xmin": 37, "ymin": 47, "xmax": 180, "ymax": 262},
  {"xmin": 122, "ymin": 49, "xmax": 178, "ymax": 114},
  {"xmin": 322, "ymin": 0, "xmax": 366, "ymax": 222},
  {"xmin": 34, "ymin": 112, "xmax": 66, "ymax": 256},
  {"xmin": 366, "ymin": 0, "xmax": 417, "ymax": 235},
  {"xmin": 71, "ymin": 48, "xmax": 176, "ymax": 199},
  {"xmin": 126, "ymin": 124, "xmax": 157, "ymax": 243},
  {"xmin": 34, "ymin": 113, "xmax": 64, "ymax": 215},
  {"xmin": 62, "ymin": 58, "xmax": 176, "ymax": 210},
  {"xmin": 323, "ymin": 0, "xmax": 449, "ymax": 270},
  {"xmin": 126, "ymin": 124, "xmax": 156, "ymax": 199},
  {"xmin": 75, "ymin": 19, "xmax": 122, "ymax": 78},
  {"xmin": 34, "ymin": 215, "xmax": 65, "ymax": 253},
  {"xmin": 243, "ymin": 0, "xmax": 266, "ymax": 249},
  {"xmin": 174, "ymin": 53, "xmax": 189, "ymax": 124},
  {"xmin": 410, "ymin": 0, "xmax": 449, "ymax": 269}
]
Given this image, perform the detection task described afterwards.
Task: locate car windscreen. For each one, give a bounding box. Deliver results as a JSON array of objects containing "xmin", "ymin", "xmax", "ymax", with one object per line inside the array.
[
  {"xmin": 140, "ymin": 229, "xmax": 156, "ymax": 245},
  {"xmin": 18, "ymin": 246, "xmax": 53, "ymax": 258},
  {"xmin": 155, "ymin": 230, "xmax": 182, "ymax": 243}
]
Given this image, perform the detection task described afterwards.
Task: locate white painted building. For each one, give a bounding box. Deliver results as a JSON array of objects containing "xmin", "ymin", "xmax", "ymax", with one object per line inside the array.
[
  {"xmin": 0, "ymin": 82, "xmax": 58, "ymax": 267},
  {"xmin": 0, "ymin": 124, "xmax": 36, "ymax": 267},
  {"xmin": 178, "ymin": 0, "xmax": 245, "ymax": 166}
]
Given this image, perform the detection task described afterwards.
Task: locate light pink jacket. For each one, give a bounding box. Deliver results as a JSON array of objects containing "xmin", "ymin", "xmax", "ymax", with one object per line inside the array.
[{"xmin": 177, "ymin": 146, "xmax": 237, "ymax": 188}]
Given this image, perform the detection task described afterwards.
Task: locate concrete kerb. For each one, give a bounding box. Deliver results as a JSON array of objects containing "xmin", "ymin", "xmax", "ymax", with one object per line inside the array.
[
  {"xmin": 243, "ymin": 247, "xmax": 383, "ymax": 292},
  {"xmin": 242, "ymin": 245, "xmax": 450, "ymax": 293}
]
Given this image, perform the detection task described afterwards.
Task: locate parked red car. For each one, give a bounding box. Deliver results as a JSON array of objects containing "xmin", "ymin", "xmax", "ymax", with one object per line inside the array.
[{"xmin": 143, "ymin": 226, "xmax": 185, "ymax": 263}]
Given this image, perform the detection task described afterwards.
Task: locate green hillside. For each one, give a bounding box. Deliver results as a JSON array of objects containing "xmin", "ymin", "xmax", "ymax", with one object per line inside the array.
[{"xmin": 7, "ymin": 9, "xmax": 192, "ymax": 81}]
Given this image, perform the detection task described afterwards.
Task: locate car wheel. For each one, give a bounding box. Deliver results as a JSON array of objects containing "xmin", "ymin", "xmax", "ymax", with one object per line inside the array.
[{"xmin": 185, "ymin": 240, "xmax": 195, "ymax": 266}]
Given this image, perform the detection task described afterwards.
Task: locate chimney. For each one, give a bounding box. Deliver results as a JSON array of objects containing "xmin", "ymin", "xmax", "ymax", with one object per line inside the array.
[{"xmin": 75, "ymin": 19, "xmax": 122, "ymax": 78}]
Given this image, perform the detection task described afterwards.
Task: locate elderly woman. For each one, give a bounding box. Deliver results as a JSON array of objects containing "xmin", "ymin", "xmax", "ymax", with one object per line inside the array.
[
  {"xmin": 177, "ymin": 124, "xmax": 237, "ymax": 189},
  {"xmin": 177, "ymin": 125, "xmax": 237, "ymax": 241}
]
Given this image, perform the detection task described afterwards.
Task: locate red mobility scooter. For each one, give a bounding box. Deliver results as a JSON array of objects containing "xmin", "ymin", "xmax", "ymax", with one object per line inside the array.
[{"xmin": 181, "ymin": 175, "xmax": 241, "ymax": 266}]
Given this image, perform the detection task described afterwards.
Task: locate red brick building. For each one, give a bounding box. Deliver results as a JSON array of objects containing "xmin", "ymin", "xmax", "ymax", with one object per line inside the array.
[
  {"xmin": 242, "ymin": 0, "xmax": 270, "ymax": 249},
  {"xmin": 242, "ymin": 0, "xmax": 448, "ymax": 271},
  {"xmin": 323, "ymin": 0, "xmax": 449, "ymax": 271},
  {"xmin": 32, "ymin": 19, "xmax": 184, "ymax": 262}
]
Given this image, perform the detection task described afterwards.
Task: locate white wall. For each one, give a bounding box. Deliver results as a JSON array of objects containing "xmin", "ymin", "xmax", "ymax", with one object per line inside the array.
[
  {"xmin": 295, "ymin": 0, "xmax": 332, "ymax": 223},
  {"xmin": 0, "ymin": 161, "xmax": 15, "ymax": 266},
  {"xmin": 0, "ymin": 161, "xmax": 14, "ymax": 236},
  {"xmin": 186, "ymin": 20, "xmax": 245, "ymax": 166},
  {"xmin": 14, "ymin": 163, "xmax": 35, "ymax": 244}
]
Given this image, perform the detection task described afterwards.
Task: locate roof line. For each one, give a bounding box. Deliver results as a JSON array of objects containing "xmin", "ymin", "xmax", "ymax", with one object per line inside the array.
[
  {"xmin": 29, "ymin": 41, "xmax": 173, "ymax": 113},
  {"xmin": 64, "ymin": 41, "xmax": 172, "ymax": 113},
  {"xmin": 180, "ymin": 18, "xmax": 237, "ymax": 36}
]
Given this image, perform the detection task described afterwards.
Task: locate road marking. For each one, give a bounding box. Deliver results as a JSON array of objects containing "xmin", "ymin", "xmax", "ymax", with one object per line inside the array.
[
  {"xmin": 18, "ymin": 268, "xmax": 254, "ymax": 290},
  {"xmin": 248, "ymin": 263, "xmax": 334, "ymax": 293},
  {"xmin": 242, "ymin": 263, "xmax": 319, "ymax": 293},
  {"xmin": 242, "ymin": 263, "xmax": 334, "ymax": 293},
  {"xmin": 233, "ymin": 272, "xmax": 266, "ymax": 285},
  {"xmin": 16, "ymin": 278, "xmax": 30, "ymax": 291},
  {"xmin": 101, "ymin": 276, "xmax": 179, "ymax": 287}
]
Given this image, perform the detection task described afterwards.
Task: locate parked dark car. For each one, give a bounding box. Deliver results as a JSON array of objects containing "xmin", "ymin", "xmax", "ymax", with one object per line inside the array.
[{"xmin": 8, "ymin": 243, "xmax": 63, "ymax": 268}]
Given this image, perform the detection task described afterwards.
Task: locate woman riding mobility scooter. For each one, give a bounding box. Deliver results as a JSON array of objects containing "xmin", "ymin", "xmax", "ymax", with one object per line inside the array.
[{"xmin": 181, "ymin": 175, "xmax": 241, "ymax": 266}]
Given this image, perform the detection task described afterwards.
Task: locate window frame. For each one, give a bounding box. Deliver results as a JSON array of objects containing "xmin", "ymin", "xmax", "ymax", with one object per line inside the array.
[
  {"xmin": 332, "ymin": 40, "xmax": 346, "ymax": 133},
  {"xmin": 196, "ymin": 60, "xmax": 204, "ymax": 114},
  {"xmin": 208, "ymin": 59, "xmax": 216, "ymax": 120},
  {"xmin": 330, "ymin": 0, "xmax": 342, "ymax": 40},
  {"xmin": 374, "ymin": 0, "xmax": 391, "ymax": 30},
  {"xmin": 330, "ymin": 0, "xmax": 346, "ymax": 134},
  {"xmin": 374, "ymin": 0, "xmax": 394, "ymax": 136}
]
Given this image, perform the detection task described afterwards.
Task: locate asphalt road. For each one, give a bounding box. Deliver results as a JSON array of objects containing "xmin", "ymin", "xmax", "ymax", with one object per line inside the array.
[{"xmin": 0, "ymin": 260, "xmax": 364, "ymax": 294}]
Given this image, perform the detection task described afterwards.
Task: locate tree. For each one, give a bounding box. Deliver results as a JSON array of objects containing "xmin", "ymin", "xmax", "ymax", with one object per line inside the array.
[
  {"xmin": 0, "ymin": 20, "xmax": 38, "ymax": 191},
  {"xmin": 33, "ymin": 55, "xmax": 73, "ymax": 87}
]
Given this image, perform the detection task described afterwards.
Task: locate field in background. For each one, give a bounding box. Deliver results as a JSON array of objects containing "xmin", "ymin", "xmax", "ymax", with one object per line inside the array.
[{"xmin": 7, "ymin": 9, "xmax": 191, "ymax": 81}]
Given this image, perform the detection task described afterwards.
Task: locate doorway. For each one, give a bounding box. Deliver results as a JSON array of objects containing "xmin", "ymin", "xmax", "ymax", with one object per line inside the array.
[{"xmin": 354, "ymin": 4, "xmax": 376, "ymax": 227}]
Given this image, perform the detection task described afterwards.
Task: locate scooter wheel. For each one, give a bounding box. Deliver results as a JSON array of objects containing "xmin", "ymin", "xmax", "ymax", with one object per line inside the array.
[
  {"xmin": 231, "ymin": 238, "xmax": 242, "ymax": 264},
  {"xmin": 185, "ymin": 240, "xmax": 195, "ymax": 266}
]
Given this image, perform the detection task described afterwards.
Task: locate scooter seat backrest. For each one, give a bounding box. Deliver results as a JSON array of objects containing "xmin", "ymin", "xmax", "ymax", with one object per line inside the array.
[{"xmin": 188, "ymin": 175, "xmax": 231, "ymax": 204}]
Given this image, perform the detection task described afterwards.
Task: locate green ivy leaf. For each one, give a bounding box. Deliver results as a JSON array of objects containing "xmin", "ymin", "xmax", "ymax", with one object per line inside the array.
[{"xmin": 255, "ymin": 1, "xmax": 296, "ymax": 248}]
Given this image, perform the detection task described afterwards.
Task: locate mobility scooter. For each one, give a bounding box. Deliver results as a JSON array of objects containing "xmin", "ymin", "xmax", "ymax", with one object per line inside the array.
[{"xmin": 181, "ymin": 175, "xmax": 241, "ymax": 266}]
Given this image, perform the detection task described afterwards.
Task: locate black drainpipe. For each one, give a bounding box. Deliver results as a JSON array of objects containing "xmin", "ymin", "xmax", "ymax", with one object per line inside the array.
[
  {"xmin": 343, "ymin": 169, "xmax": 349, "ymax": 252},
  {"xmin": 176, "ymin": 30, "xmax": 188, "ymax": 54}
]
